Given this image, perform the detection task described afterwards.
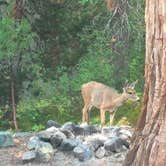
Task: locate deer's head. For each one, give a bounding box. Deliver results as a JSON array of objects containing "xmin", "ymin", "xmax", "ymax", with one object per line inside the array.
[{"xmin": 123, "ymin": 80, "xmax": 140, "ymax": 102}]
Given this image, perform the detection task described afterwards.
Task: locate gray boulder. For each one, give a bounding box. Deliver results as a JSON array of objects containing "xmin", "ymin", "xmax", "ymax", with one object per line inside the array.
[
  {"xmin": 60, "ymin": 128, "xmax": 75, "ymax": 139},
  {"xmin": 73, "ymin": 144, "xmax": 92, "ymax": 161},
  {"xmin": 61, "ymin": 122, "xmax": 75, "ymax": 132},
  {"xmin": 38, "ymin": 130, "xmax": 55, "ymax": 141},
  {"xmin": 22, "ymin": 151, "xmax": 36, "ymax": 164},
  {"xmin": 27, "ymin": 136, "xmax": 40, "ymax": 150},
  {"xmin": 110, "ymin": 152, "xmax": 126, "ymax": 163},
  {"xmin": 102, "ymin": 126, "xmax": 119, "ymax": 137},
  {"xmin": 0, "ymin": 131, "xmax": 14, "ymax": 147},
  {"xmin": 82, "ymin": 125, "xmax": 98, "ymax": 136},
  {"xmin": 35, "ymin": 141, "xmax": 54, "ymax": 162},
  {"xmin": 47, "ymin": 120, "xmax": 61, "ymax": 128},
  {"xmin": 46, "ymin": 126, "xmax": 59, "ymax": 133},
  {"xmin": 83, "ymin": 134, "xmax": 106, "ymax": 152},
  {"xmin": 59, "ymin": 138, "xmax": 79, "ymax": 151},
  {"xmin": 50, "ymin": 131, "xmax": 66, "ymax": 148},
  {"xmin": 118, "ymin": 128, "xmax": 133, "ymax": 141},
  {"xmin": 95, "ymin": 147, "xmax": 106, "ymax": 159},
  {"xmin": 73, "ymin": 125, "xmax": 84, "ymax": 135},
  {"xmin": 86, "ymin": 139, "xmax": 103, "ymax": 152},
  {"xmin": 104, "ymin": 137, "xmax": 125, "ymax": 153}
]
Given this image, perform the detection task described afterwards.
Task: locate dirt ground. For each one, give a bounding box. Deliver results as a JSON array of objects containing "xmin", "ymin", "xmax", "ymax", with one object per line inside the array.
[
  {"xmin": 0, "ymin": 136, "xmax": 124, "ymax": 166},
  {"xmin": 0, "ymin": 136, "xmax": 40, "ymax": 166}
]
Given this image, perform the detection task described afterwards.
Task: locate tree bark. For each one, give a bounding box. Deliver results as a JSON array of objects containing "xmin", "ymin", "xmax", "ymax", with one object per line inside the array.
[
  {"xmin": 123, "ymin": 0, "xmax": 166, "ymax": 166},
  {"xmin": 11, "ymin": 78, "xmax": 18, "ymax": 131}
]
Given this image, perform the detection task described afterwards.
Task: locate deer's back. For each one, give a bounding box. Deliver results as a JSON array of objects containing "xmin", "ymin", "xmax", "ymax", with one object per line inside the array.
[{"xmin": 81, "ymin": 81, "xmax": 119, "ymax": 108}]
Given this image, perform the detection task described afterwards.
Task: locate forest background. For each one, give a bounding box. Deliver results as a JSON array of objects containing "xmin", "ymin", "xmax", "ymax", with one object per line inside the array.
[{"xmin": 0, "ymin": 0, "xmax": 145, "ymax": 131}]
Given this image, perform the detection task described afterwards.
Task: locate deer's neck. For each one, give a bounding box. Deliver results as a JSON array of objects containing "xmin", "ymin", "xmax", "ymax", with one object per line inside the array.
[
  {"xmin": 112, "ymin": 93, "xmax": 128, "ymax": 108},
  {"xmin": 101, "ymin": 93, "xmax": 128, "ymax": 110}
]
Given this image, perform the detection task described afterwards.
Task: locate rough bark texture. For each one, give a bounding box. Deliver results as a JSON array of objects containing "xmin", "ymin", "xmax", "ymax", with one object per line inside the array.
[
  {"xmin": 14, "ymin": 0, "xmax": 24, "ymax": 20},
  {"xmin": 123, "ymin": 0, "xmax": 166, "ymax": 166},
  {"xmin": 107, "ymin": 0, "xmax": 115, "ymax": 11}
]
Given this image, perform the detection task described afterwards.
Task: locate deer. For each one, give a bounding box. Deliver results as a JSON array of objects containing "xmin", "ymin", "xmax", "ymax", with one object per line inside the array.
[{"xmin": 81, "ymin": 81, "xmax": 139, "ymax": 126}]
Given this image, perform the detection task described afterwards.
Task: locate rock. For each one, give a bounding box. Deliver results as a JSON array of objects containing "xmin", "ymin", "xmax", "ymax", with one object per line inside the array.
[
  {"xmin": 73, "ymin": 125, "xmax": 84, "ymax": 135},
  {"xmin": 114, "ymin": 152, "xmax": 125, "ymax": 159},
  {"xmin": 46, "ymin": 126, "xmax": 59, "ymax": 133},
  {"xmin": 82, "ymin": 125, "xmax": 99, "ymax": 136},
  {"xmin": 35, "ymin": 141, "xmax": 54, "ymax": 162},
  {"xmin": 121, "ymin": 139, "xmax": 130, "ymax": 149},
  {"xmin": 95, "ymin": 147, "xmax": 106, "ymax": 159},
  {"xmin": 47, "ymin": 120, "xmax": 61, "ymax": 128},
  {"xmin": 111, "ymin": 152, "xmax": 126, "ymax": 163},
  {"xmin": 59, "ymin": 138, "xmax": 79, "ymax": 151},
  {"xmin": 50, "ymin": 131, "xmax": 66, "ymax": 148},
  {"xmin": 119, "ymin": 129, "xmax": 132, "ymax": 137},
  {"xmin": 122, "ymin": 145, "xmax": 129, "ymax": 151},
  {"xmin": 22, "ymin": 151, "xmax": 36, "ymax": 164},
  {"xmin": 61, "ymin": 122, "xmax": 76, "ymax": 132},
  {"xmin": 13, "ymin": 132, "xmax": 32, "ymax": 137},
  {"xmin": 73, "ymin": 144, "xmax": 92, "ymax": 161},
  {"xmin": 104, "ymin": 137, "xmax": 125, "ymax": 153},
  {"xmin": 86, "ymin": 138, "xmax": 103, "ymax": 152},
  {"xmin": 83, "ymin": 134, "xmax": 106, "ymax": 152},
  {"xmin": 104, "ymin": 149, "xmax": 114, "ymax": 157},
  {"xmin": 38, "ymin": 130, "xmax": 55, "ymax": 141},
  {"xmin": 0, "ymin": 131, "xmax": 14, "ymax": 147},
  {"xmin": 102, "ymin": 126, "xmax": 119, "ymax": 137},
  {"xmin": 93, "ymin": 125, "xmax": 101, "ymax": 133},
  {"xmin": 60, "ymin": 128, "xmax": 75, "ymax": 139},
  {"xmin": 27, "ymin": 136, "xmax": 40, "ymax": 150},
  {"xmin": 118, "ymin": 128, "xmax": 133, "ymax": 141}
]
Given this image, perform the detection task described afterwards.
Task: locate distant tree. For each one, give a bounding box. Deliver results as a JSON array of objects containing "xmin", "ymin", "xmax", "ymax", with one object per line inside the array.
[
  {"xmin": 10, "ymin": 0, "xmax": 24, "ymax": 130},
  {"xmin": 123, "ymin": 0, "xmax": 166, "ymax": 165},
  {"xmin": 0, "ymin": 0, "xmax": 38, "ymax": 130}
]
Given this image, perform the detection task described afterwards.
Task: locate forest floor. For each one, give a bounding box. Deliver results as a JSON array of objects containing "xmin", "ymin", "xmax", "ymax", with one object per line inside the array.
[{"xmin": 0, "ymin": 135, "xmax": 124, "ymax": 166}]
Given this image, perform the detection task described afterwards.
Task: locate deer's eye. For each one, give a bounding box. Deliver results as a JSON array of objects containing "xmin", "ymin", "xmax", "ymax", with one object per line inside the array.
[{"xmin": 128, "ymin": 92, "xmax": 133, "ymax": 95}]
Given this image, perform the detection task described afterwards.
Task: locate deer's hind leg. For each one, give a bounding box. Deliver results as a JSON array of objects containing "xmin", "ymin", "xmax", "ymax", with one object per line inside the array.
[
  {"xmin": 109, "ymin": 111, "xmax": 115, "ymax": 126},
  {"xmin": 82, "ymin": 104, "xmax": 91, "ymax": 123},
  {"xmin": 100, "ymin": 109, "xmax": 106, "ymax": 126},
  {"xmin": 86, "ymin": 105, "xmax": 92, "ymax": 124},
  {"xmin": 82, "ymin": 105, "xmax": 88, "ymax": 123}
]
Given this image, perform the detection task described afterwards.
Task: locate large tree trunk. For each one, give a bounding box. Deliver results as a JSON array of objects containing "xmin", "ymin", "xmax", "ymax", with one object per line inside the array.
[{"xmin": 123, "ymin": 0, "xmax": 166, "ymax": 166}]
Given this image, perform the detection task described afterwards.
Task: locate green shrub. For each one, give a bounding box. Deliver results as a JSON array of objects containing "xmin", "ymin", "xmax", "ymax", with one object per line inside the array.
[{"xmin": 114, "ymin": 100, "xmax": 141, "ymax": 126}]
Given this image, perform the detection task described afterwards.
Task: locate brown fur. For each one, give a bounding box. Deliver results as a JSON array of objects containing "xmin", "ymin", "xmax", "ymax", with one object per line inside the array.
[{"xmin": 81, "ymin": 81, "xmax": 139, "ymax": 126}]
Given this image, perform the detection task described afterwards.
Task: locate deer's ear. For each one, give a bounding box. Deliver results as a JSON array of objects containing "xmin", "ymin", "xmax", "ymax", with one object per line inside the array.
[{"xmin": 130, "ymin": 80, "xmax": 138, "ymax": 89}]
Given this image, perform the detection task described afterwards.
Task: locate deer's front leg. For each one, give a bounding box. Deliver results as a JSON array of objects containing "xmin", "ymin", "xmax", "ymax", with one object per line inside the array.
[
  {"xmin": 110, "ymin": 111, "xmax": 115, "ymax": 126},
  {"xmin": 100, "ymin": 109, "xmax": 106, "ymax": 126}
]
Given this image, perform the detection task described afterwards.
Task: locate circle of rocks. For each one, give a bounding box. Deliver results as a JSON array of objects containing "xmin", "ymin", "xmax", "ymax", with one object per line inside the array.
[{"xmin": 20, "ymin": 121, "xmax": 133, "ymax": 164}]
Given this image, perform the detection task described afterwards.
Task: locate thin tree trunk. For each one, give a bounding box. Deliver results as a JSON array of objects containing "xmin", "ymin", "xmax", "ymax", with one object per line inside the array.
[
  {"xmin": 11, "ymin": 78, "xmax": 18, "ymax": 131},
  {"xmin": 10, "ymin": 0, "xmax": 24, "ymax": 131},
  {"xmin": 123, "ymin": 0, "xmax": 166, "ymax": 165}
]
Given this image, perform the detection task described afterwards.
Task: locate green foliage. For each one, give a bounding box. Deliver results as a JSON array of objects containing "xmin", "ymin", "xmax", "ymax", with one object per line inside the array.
[
  {"xmin": 114, "ymin": 101, "xmax": 141, "ymax": 126},
  {"xmin": 79, "ymin": 0, "xmax": 100, "ymax": 5},
  {"xmin": 0, "ymin": 0, "xmax": 145, "ymax": 130},
  {"xmin": 73, "ymin": 29, "xmax": 113, "ymax": 89},
  {"xmin": 31, "ymin": 124, "xmax": 45, "ymax": 132},
  {"xmin": 0, "ymin": 15, "xmax": 42, "ymax": 130},
  {"xmin": 0, "ymin": 18, "xmax": 36, "ymax": 58}
]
